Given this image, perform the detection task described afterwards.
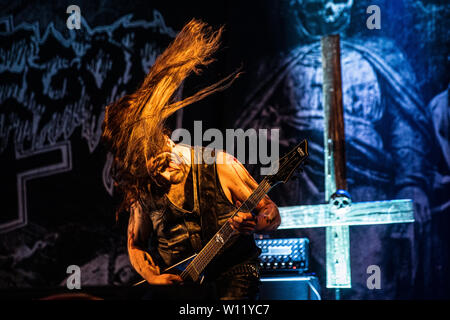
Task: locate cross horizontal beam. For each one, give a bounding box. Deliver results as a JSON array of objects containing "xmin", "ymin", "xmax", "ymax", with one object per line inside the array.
[{"xmin": 278, "ymin": 199, "xmax": 414, "ymax": 230}]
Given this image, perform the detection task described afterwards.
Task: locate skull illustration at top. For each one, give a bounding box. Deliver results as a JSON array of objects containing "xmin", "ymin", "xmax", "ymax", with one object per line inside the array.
[{"xmin": 290, "ymin": 0, "xmax": 354, "ymax": 38}]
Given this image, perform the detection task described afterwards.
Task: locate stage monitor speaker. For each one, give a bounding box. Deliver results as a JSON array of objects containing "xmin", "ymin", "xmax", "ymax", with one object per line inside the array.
[{"xmin": 259, "ymin": 275, "xmax": 321, "ymax": 300}]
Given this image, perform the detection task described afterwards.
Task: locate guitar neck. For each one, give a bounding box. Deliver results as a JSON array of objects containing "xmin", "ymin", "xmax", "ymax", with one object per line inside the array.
[
  {"xmin": 181, "ymin": 177, "xmax": 273, "ymax": 281},
  {"xmin": 235, "ymin": 178, "xmax": 273, "ymax": 215}
]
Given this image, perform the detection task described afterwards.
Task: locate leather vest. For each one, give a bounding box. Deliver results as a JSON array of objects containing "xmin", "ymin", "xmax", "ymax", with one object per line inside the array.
[{"xmin": 140, "ymin": 146, "xmax": 260, "ymax": 274}]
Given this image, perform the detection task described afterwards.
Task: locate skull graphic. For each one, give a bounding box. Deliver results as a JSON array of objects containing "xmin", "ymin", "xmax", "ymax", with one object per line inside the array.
[
  {"xmin": 290, "ymin": 0, "xmax": 354, "ymax": 38},
  {"xmin": 329, "ymin": 189, "xmax": 352, "ymax": 214}
]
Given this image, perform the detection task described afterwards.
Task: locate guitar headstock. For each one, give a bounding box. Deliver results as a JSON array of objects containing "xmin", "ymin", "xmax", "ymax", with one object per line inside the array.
[{"xmin": 266, "ymin": 139, "xmax": 309, "ymax": 187}]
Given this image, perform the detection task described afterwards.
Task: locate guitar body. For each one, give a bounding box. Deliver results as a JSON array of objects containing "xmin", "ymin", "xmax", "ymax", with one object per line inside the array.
[{"xmin": 163, "ymin": 254, "xmax": 205, "ymax": 283}]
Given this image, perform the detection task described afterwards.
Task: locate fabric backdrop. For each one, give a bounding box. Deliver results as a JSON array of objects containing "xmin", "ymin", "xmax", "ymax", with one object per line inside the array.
[{"xmin": 0, "ymin": 0, "xmax": 448, "ymax": 299}]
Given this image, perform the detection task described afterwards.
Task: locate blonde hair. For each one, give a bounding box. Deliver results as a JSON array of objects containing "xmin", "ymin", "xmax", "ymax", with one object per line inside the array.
[{"xmin": 101, "ymin": 19, "xmax": 240, "ymax": 214}]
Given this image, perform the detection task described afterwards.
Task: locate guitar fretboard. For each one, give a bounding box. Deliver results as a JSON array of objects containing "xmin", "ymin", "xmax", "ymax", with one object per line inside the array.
[{"xmin": 181, "ymin": 178, "xmax": 273, "ymax": 281}]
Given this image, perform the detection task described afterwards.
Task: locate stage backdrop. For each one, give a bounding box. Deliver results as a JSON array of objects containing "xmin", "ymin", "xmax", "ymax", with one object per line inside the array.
[{"xmin": 0, "ymin": 0, "xmax": 448, "ymax": 299}]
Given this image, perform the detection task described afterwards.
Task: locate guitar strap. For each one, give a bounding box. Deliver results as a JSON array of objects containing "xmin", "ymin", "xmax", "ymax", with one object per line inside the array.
[
  {"xmin": 185, "ymin": 146, "xmax": 202, "ymax": 253},
  {"xmin": 195, "ymin": 146, "xmax": 219, "ymax": 247}
]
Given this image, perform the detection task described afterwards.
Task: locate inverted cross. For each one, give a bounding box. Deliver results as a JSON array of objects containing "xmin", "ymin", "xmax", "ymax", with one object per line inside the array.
[{"xmin": 276, "ymin": 35, "xmax": 414, "ymax": 297}]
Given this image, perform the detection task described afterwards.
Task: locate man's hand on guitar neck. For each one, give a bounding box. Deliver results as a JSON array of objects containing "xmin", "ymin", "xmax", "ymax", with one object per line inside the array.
[
  {"xmin": 216, "ymin": 151, "xmax": 281, "ymax": 235},
  {"xmin": 230, "ymin": 200, "xmax": 281, "ymax": 235},
  {"xmin": 230, "ymin": 201, "xmax": 257, "ymax": 235}
]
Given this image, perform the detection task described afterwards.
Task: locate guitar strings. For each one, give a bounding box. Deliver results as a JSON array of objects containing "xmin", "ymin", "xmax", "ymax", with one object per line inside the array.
[
  {"xmin": 186, "ymin": 179, "xmax": 271, "ymax": 279},
  {"xmin": 191, "ymin": 180, "xmax": 269, "ymax": 272},
  {"xmin": 182, "ymin": 183, "xmax": 268, "ymax": 280},
  {"xmin": 183, "ymin": 179, "xmax": 272, "ymax": 279}
]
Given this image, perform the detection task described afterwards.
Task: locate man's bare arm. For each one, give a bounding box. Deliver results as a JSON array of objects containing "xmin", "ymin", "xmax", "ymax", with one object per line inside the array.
[
  {"xmin": 216, "ymin": 151, "xmax": 281, "ymax": 234},
  {"xmin": 128, "ymin": 202, "xmax": 182, "ymax": 284}
]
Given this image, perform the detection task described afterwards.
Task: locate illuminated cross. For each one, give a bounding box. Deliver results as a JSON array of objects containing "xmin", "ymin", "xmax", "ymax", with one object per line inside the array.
[{"xmin": 276, "ymin": 35, "xmax": 414, "ymax": 298}]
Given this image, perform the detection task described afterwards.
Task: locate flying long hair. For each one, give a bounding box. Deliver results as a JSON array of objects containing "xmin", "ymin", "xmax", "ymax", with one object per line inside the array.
[{"xmin": 101, "ymin": 19, "xmax": 240, "ymax": 216}]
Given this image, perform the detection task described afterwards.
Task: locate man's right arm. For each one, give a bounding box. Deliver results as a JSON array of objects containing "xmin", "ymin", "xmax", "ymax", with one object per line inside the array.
[{"xmin": 128, "ymin": 202, "xmax": 183, "ymax": 285}]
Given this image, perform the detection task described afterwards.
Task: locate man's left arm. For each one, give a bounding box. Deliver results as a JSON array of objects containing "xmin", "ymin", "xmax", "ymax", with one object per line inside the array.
[{"xmin": 216, "ymin": 151, "xmax": 281, "ymax": 234}]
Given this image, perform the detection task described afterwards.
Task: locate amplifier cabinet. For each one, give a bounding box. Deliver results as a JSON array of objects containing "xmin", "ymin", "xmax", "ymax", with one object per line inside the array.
[{"xmin": 259, "ymin": 275, "xmax": 321, "ymax": 300}]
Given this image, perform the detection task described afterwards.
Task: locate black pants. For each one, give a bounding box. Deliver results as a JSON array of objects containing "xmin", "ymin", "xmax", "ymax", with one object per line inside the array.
[{"xmin": 209, "ymin": 263, "xmax": 261, "ymax": 300}]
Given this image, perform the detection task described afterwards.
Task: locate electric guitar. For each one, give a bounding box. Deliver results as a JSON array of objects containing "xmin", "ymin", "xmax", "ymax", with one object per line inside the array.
[{"xmin": 134, "ymin": 139, "xmax": 309, "ymax": 286}]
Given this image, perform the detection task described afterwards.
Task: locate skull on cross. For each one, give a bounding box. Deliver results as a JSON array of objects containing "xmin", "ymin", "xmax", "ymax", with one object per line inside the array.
[{"xmin": 330, "ymin": 189, "xmax": 352, "ymax": 214}]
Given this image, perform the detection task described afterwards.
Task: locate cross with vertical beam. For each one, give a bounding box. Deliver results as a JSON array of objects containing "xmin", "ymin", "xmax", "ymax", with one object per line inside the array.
[{"xmin": 276, "ymin": 35, "xmax": 414, "ymax": 298}]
